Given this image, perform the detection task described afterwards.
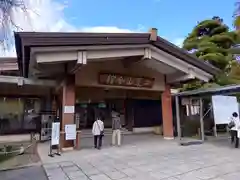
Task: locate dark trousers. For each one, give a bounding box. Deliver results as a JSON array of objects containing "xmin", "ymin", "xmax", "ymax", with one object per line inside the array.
[
  {"xmin": 94, "ymin": 135, "xmax": 103, "ymax": 149},
  {"xmin": 231, "ymin": 130, "xmax": 239, "ymax": 148}
]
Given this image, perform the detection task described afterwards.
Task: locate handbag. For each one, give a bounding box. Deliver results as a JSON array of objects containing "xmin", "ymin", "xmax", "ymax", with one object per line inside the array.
[
  {"xmin": 228, "ymin": 120, "xmax": 236, "ymax": 129},
  {"xmin": 96, "ymin": 120, "xmax": 104, "ymax": 136}
]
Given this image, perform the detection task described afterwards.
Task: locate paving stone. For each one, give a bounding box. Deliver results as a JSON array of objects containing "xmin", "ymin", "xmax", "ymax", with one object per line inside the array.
[
  {"xmin": 149, "ymin": 171, "xmax": 171, "ymax": 179},
  {"xmin": 112, "ymin": 163, "xmax": 129, "ymax": 170},
  {"xmin": 164, "ymin": 177, "xmax": 179, "ymax": 180},
  {"xmin": 131, "ymin": 174, "xmax": 159, "ymax": 180},
  {"xmin": 62, "ymin": 165, "xmax": 80, "ymax": 172},
  {"xmin": 175, "ymin": 171, "xmax": 202, "ymax": 180},
  {"xmin": 89, "ymin": 174, "xmax": 111, "ymax": 180},
  {"xmin": 66, "ymin": 170, "xmax": 85, "ymax": 179},
  {"xmin": 70, "ymin": 175, "xmax": 89, "ymax": 180},
  {"xmin": 158, "ymin": 167, "xmax": 182, "ymax": 177},
  {"xmin": 220, "ymin": 172, "xmax": 240, "ymax": 180},
  {"xmin": 45, "ymin": 168, "xmax": 64, "ymax": 176},
  {"xmin": 82, "ymin": 168, "xmax": 101, "ymax": 176},
  {"xmin": 174, "ymin": 164, "xmax": 197, "ymax": 173},
  {"xmin": 134, "ymin": 165, "xmax": 150, "ymax": 172},
  {"xmin": 36, "ymin": 135, "xmax": 240, "ymax": 180},
  {"xmin": 105, "ymin": 171, "xmax": 127, "ymax": 180},
  {"xmin": 43, "ymin": 163, "xmax": 60, "ymax": 169},
  {"xmin": 194, "ymin": 167, "xmax": 221, "ymax": 179},
  {"xmin": 127, "ymin": 160, "xmax": 147, "ymax": 167},
  {"xmin": 121, "ymin": 168, "xmax": 139, "ymax": 177},
  {"xmin": 75, "ymin": 162, "xmax": 93, "ymax": 169},
  {"xmin": 147, "ymin": 164, "xmax": 164, "ymax": 172},
  {"xmin": 77, "ymin": 164, "xmax": 94, "ymax": 171},
  {"xmin": 0, "ymin": 166, "xmax": 48, "ymax": 180},
  {"xmin": 48, "ymin": 176, "xmax": 69, "ymax": 180},
  {"xmin": 97, "ymin": 165, "xmax": 116, "ymax": 173},
  {"xmin": 117, "ymin": 178, "xmax": 133, "ymax": 180},
  {"xmin": 59, "ymin": 161, "xmax": 75, "ymax": 167}
]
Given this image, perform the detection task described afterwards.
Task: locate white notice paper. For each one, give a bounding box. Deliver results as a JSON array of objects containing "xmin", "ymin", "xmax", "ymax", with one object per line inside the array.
[
  {"xmin": 51, "ymin": 122, "xmax": 60, "ymax": 145},
  {"xmin": 212, "ymin": 95, "xmax": 239, "ymax": 125},
  {"xmin": 65, "ymin": 124, "xmax": 76, "ymax": 140},
  {"xmin": 64, "ymin": 106, "xmax": 75, "ymax": 114}
]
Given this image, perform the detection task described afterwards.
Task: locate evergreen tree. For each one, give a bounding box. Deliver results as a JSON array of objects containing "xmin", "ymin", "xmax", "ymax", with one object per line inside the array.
[
  {"xmin": 225, "ymin": 1, "xmax": 240, "ymax": 85},
  {"xmin": 182, "ymin": 16, "xmax": 238, "ymax": 90},
  {"xmin": 183, "ymin": 16, "xmax": 237, "ymax": 70}
]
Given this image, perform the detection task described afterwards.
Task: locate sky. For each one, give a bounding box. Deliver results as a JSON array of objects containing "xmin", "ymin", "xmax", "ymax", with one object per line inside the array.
[{"xmin": 0, "ymin": 0, "xmax": 238, "ymax": 57}]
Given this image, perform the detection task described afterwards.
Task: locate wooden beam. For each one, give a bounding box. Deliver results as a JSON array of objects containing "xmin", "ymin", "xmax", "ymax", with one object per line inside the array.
[
  {"xmin": 77, "ymin": 51, "xmax": 87, "ymax": 64},
  {"xmin": 166, "ymin": 73, "xmax": 195, "ymax": 83},
  {"xmin": 151, "ymin": 47, "xmax": 211, "ymax": 82},
  {"xmin": 70, "ymin": 64, "xmax": 82, "ymax": 74},
  {"xmin": 121, "ymin": 56, "xmax": 143, "ymax": 68},
  {"xmin": 36, "ymin": 48, "xmax": 145, "ymax": 64},
  {"xmin": 143, "ymin": 48, "xmax": 151, "ymax": 59},
  {"xmin": 121, "ymin": 48, "xmax": 152, "ymax": 68},
  {"xmin": 68, "ymin": 51, "xmax": 87, "ymax": 74}
]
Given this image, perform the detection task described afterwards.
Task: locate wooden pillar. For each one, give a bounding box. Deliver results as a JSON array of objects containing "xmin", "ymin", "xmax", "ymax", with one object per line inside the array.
[
  {"xmin": 199, "ymin": 98, "xmax": 205, "ymax": 141},
  {"xmin": 61, "ymin": 76, "xmax": 75, "ymax": 148},
  {"xmin": 175, "ymin": 96, "xmax": 181, "ymax": 141},
  {"xmin": 161, "ymin": 85, "xmax": 174, "ymax": 139}
]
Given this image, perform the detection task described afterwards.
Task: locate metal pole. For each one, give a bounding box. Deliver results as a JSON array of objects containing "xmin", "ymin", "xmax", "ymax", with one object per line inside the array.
[
  {"xmin": 199, "ymin": 98, "xmax": 205, "ymax": 141},
  {"xmin": 175, "ymin": 96, "xmax": 181, "ymax": 141}
]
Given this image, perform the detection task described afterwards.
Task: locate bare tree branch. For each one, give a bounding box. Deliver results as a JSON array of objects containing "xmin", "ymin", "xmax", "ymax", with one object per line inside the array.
[{"xmin": 0, "ymin": 0, "xmax": 27, "ymax": 51}]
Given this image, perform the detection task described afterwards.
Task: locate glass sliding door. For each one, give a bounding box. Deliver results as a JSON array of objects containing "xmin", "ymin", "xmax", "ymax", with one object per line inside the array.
[
  {"xmin": 0, "ymin": 97, "xmax": 43, "ymax": 134},
  {"xmin": 23, "ymin": 98, "xmax": 41, "ymax": 133},
  {"xmin": 0, "ymin": 97, "xmax": 24, "ymax": 134}
]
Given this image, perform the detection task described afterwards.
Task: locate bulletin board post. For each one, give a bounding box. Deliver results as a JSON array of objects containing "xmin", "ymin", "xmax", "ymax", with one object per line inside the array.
[{"xmin": 48, "ymin": 122, "xmax": 61, "ymax": 157}]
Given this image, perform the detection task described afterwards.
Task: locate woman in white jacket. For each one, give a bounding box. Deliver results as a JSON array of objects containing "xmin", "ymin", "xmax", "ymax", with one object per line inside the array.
[
  {"xmin": 229, "ymin": 112, "xmax": 240, "ymax": 148},
  {"xmin": 92, "ymin": 118, "xmax": 104, "ymax": 149}
]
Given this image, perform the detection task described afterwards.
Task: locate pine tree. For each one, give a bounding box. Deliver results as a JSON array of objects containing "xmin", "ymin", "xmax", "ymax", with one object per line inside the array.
[
  {"xmin": 224, "ymin": 1, "xmax": 240, "ymax": 85},
  {"xmin": 182, "ymin": 16, "xmax": 238, "ymax": 90},
  {"xmin": 183, "ymin": 16, "xmax": 237, "ymax": 70}
]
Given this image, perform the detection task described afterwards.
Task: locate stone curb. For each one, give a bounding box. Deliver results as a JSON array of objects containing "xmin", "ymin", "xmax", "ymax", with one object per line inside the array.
[{"xmin": 0, "ymin": 162, "xmax": 42, "ymax": 172}]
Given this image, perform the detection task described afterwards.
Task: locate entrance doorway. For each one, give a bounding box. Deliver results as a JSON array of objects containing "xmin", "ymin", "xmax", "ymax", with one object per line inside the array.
[
  {"xmin": 75, "ymin": 102, "xmax": 111, "ymax": 129},
  {"xmin": 75, "ymin": 99, "xmax": 132, "ymax": 130}
]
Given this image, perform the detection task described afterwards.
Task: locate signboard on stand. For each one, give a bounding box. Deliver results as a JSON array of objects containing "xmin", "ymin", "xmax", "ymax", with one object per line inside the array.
[
  {"xmin": 65, "ymin": 124, "xmax": 76, "ymax": 140},
  {"xmin": 212, "ymin": 95, "xmax": 239, "ymax": 125},
  {"xmin": 49, "ymin": 122, "xmax": 61, "ymax": 157},
  {"xmin": 51, "ymin": 122, "xmax": 60, "ymax": 145}
]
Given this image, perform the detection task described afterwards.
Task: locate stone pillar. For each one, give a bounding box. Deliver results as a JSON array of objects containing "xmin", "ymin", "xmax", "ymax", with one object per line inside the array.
[
  {"xmin": 161, "ymin": 85, "xmax": 174, "ymax": 139},
  {"xmin": 61, "ymin": 76, "xmax": 75, "ymax": 148}
]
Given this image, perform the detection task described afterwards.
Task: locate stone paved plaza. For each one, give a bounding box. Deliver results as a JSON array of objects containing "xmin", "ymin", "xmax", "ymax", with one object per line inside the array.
[
  {"xmin": 0, "ymin": 166, "xmax": 47, "ymax": 180},
  {"xmin": 40, "ymin": 134, "xmax": 240, "ymax": 180}
]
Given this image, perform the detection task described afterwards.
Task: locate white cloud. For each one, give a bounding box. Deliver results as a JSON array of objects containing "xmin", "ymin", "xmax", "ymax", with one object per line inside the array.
[
  {"xmin": 160, "ymin": 36, "xmax": 184, "ymax": 48},
  {"xmin": 0, "ymin": 0, "xmax": 143, "ymax": 57},
  {"xmin": 171, "ymin": 37, "xmax": 184, "ymax": 47},
  {"xmin": 80, "ymin": 26, "xmax": 135, "ymax": 33},
  {"xmin": 0, "ymin": 0, "xmax": 181, "ymax": 57}
]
